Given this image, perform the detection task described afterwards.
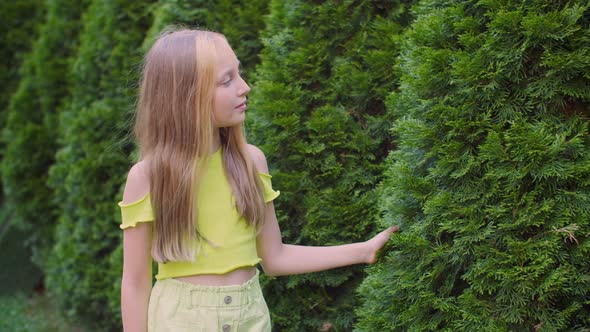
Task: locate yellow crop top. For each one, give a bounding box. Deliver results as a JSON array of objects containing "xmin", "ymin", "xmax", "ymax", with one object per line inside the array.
[{"xmin": 117, "ymin": 148, "xmax": 280, "ymax": 280}]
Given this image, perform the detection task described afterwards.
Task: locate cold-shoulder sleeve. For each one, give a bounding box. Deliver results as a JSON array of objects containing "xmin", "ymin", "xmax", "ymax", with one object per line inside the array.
[
  {"xmin": 258, "ymin": 172, "xmax": 280, "ymax": 203},
  {"xmin": 118, "ymin": 193, "xmax": 154, "ymax": 229}
]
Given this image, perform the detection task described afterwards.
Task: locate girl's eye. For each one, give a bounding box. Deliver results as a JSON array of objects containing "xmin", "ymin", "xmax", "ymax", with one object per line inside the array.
[{"xmin": 220, "ymin": 69, "xmax": 243, "ymax": 87}]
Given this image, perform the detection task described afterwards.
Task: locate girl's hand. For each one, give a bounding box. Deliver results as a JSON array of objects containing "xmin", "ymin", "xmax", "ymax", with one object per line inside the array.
[{"xmin": 365, "ymin": 225, "xmax": 400, "ymax": 264}]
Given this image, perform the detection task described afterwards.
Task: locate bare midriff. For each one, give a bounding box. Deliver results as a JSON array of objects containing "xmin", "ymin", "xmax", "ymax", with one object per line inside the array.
[{"xmin": 174, "ymin": 266, "xmax": 256, "ymax": 286}]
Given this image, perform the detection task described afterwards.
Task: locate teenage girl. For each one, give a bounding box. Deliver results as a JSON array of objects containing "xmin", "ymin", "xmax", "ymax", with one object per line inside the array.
[{"xmin": 119, "ymin": 28, "xmax": 399, "ymax": 332}]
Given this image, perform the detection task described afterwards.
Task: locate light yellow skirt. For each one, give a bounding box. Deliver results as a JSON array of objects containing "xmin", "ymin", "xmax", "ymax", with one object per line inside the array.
[{"xmin": 148, "ymin": 270, "xmax": 271, "ymax": 332}]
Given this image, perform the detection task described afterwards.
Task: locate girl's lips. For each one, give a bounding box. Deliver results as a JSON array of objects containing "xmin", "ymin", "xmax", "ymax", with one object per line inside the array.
[{"xmin": 235, "ymin": 102, "xmax": 246, "ymax": 109}]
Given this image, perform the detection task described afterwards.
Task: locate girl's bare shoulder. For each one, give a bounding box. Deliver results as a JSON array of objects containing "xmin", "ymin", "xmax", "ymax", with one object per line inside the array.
[
  {"xmin": 246, "ymin": 144, "xmax": 269, "ymax": 174},
  {"xmin": 122, "ymin": 159, "xmax": 150, "ymax": 204}
]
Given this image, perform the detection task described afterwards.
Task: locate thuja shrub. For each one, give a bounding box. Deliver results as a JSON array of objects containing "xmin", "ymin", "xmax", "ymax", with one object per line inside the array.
[
  {"xmin": 356, "ymin": 1, "xmax": 590, "ymax": 331},
  {"xmin": 248, "ymin": 0, "xmax": 413, "ymax": 330},
  {"xmin": 0, "ymin": 0, "xmax": 44, "ymax": 236},
  {"xmin": 1, "ymin": 0, "xmax": 89, "ymax": 267},
  {"xmin": 0, "ymin": 0, "xmax": 44, "ymax": 136},
  {"xmin": 45, "ymin": 0, "xmax": 154, "ymax": 329}
]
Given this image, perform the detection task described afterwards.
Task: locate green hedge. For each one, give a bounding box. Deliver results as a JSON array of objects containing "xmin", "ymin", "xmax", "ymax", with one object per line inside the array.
[
  {"xmin": 0, "ymin": 0, "xmax": 44, "ymax": 271},
  {"xmin": 1, "ymin": 0, "xmax": 89, "ymax": 268},
  {"xmin": 45, "ymin": 0, "xmax": 154, "ymax": 329},
  {"xmin": 0, "ymin": 0, "xmax": 44, "ymax": 141},
  {"xmin": 3, "ymin": 0, "xmax": 589, "ymax": 330},
  {"xmin": 356, "ymin": 1, "xmax": 590, "ymax": 330},
  {"xmin": 248, "ymin": 1, "xmax": 413, "ymax": 330}
]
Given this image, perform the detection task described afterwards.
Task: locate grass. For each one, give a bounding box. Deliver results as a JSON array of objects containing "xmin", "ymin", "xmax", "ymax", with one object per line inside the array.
[
  {"xmin": 0, "ymin": 219, "xmax": 96, "ymax": 331},
  {"xmin": 0, "ymin": 292, "xmax": 93, "ymax": 332}
]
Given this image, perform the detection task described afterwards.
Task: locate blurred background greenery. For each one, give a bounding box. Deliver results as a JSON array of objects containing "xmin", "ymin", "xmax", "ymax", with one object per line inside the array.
[{"xmin": 1, "ymin": 0, "xmax": 589, "ymax": 331}]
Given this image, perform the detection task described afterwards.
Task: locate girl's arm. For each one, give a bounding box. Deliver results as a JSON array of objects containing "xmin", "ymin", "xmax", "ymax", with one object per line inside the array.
[
  {"xmin": 121, "ymin": 163, "xmax": 153, "ymax": 332},
  {"xmin": 248, "ymin": 145, "xmax": 399, "ymax": 277},
  {"xmin": 122, "ymin": 224, "xmax": 152, "ymax": 331}
]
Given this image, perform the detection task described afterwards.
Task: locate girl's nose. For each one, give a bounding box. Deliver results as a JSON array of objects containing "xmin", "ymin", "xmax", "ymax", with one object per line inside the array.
[{"xmin": 239, "ymin": 76, "xmax": 251, "ymax": 96}]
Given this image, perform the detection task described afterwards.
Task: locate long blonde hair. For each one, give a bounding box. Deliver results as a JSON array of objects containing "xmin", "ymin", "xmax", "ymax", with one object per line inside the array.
[{"xmin": 134, "ymin": 28, "xmax": 266, "ymax": 263}]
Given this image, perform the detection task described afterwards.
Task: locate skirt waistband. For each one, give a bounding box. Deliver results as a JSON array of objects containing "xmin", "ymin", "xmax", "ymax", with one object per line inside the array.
[{"xmin": 153, "ymin": 269, "xmax": 261, "ymax": 308}]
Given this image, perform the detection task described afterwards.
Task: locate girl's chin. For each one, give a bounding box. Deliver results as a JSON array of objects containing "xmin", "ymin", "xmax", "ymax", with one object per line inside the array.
[{"xmin": 215, "ymin": 116, "xmax": 245, "ymax": 128}]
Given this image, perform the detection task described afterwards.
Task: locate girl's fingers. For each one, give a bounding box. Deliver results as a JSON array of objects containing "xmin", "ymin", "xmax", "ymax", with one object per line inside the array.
[{"xmin": 385, "ymin": 225, "xmax": 400, "ymax": 236}]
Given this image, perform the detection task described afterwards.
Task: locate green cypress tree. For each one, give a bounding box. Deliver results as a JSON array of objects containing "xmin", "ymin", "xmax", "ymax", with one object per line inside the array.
[
  {"xmin": 356, "ymin": 1, "xmax": 590, "ymax": 331},
  {"xmin": 0, "ymin": 0, "xmax": 44, "ymax": 239},
  {"xmin": 0, "ymin": 0, "xmax": 44, "ymax": 138},
  {"xmin": 1, "ymin": 0, "xmax": 89, "ymax": 267},
  {"xmin": 45, "ymin": 0, "xmax": 154, "ymax": 328},
  {"xmin": 248, "ymin": 1, "xmax": 413, "ymax": 330},
  {"xmin": 208, "ymin": 0, "xmax": 268, "ymax": 74}
]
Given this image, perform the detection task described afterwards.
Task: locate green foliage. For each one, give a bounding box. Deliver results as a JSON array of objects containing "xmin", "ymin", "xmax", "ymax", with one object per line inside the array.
[
  {"xmin": 0, "ymin": 0, "xmax": 45, "ymax": 242},
  {"xmin": 0, "ymin": 293, "xmax": 41, "ymax": 332},
  {"xmin": 356, "ymin": 1, "xmax": 590, "ymax": 331},
  {"xmin": 1, "ymin": 0, "xmax": 89, "ymax": 267},
  {"xmin": 249, "ymin": 1, "xmax": 413, "ymax": 330},
  {"xmin": 44, "ymin": 0, "xmax": 154, "ymax": 329},
  {"xmin": 0, "ymin": 0, "xmax": 44, "ymax": 137},
  {"xmin": 4, "ymin": 0, "xmax": 587, "ymax": 330}
]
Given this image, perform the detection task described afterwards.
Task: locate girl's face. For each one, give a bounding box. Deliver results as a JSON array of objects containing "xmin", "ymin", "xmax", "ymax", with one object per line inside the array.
[{"xmin": 212, "ymin": 39, "xmax": 250, "ymax": 128}]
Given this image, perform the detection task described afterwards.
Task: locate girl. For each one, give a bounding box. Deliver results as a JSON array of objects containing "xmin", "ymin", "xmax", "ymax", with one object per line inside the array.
[{"xmin": 119, "ymin": 28, "xmax": 398, "ymax": 332}]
